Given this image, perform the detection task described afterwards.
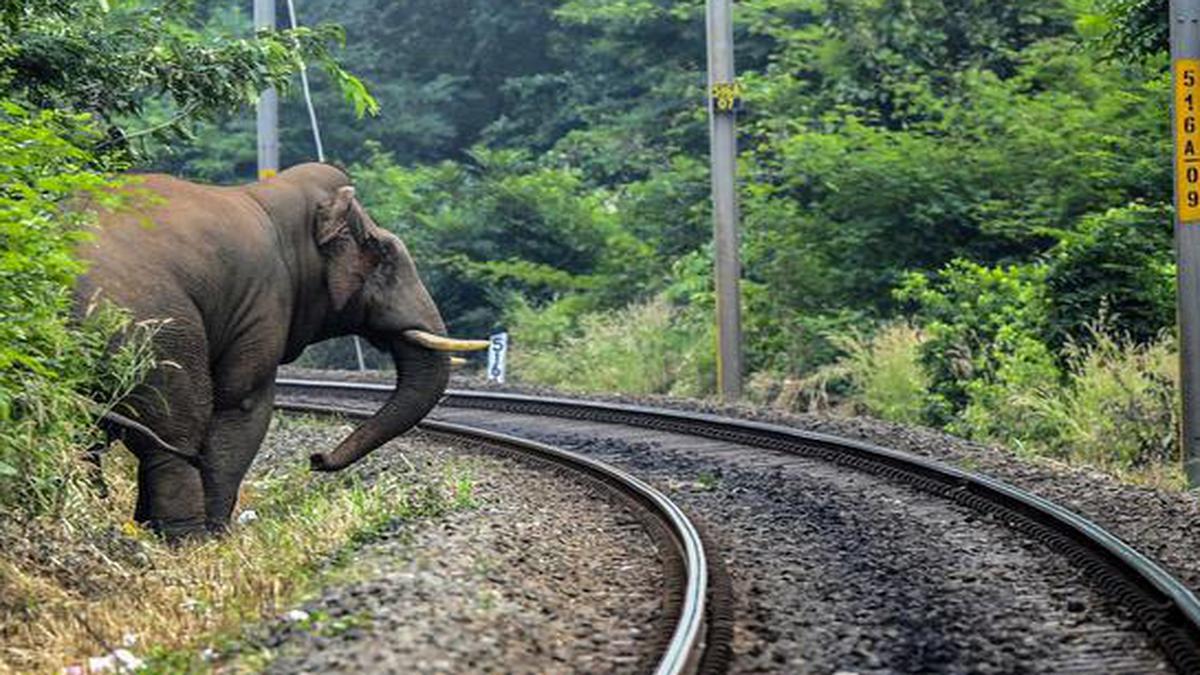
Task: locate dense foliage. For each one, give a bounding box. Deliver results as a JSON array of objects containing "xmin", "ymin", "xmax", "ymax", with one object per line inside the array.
[
  {"xmin": 0, "ymin": 0, "xmax": 371, "ymax": 516},
  {"xmin": 2, "ymin": 0, "xmax": 1187, "ymax": 504},
  {"xmin": 148, "ymin": 0, "xmax": 1184, "ymax": 481}
]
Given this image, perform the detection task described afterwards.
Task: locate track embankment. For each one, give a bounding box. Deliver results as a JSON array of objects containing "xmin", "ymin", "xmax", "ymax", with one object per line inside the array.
[
  {"xmin": 242, "ymin": 414, "xmax": 715, "ymax": 674},
  {"xmin": 277, "ymin": 374, "xmax": 1200, "ymax": 674},
  {"xmin": 268, "ymin": 398, "xmax": 724, "ymax": 674}
]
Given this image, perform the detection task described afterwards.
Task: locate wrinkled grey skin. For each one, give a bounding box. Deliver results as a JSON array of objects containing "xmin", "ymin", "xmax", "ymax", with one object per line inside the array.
[{"xmin": 75, "ymin": 163, "xmax": 449, "ymax": 539}]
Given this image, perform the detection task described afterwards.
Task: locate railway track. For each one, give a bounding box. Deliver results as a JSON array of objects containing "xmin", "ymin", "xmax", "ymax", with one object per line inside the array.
[
  {"xmin": 274, "ymin": 392, "xmax": 729, "ymax": 675},
  {"xmin": 276, "ymin": 377, "xmax": 1200, "ymax": 674}
]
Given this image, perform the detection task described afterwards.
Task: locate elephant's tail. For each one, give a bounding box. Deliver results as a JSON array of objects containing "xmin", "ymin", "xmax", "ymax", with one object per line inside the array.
[{"xmin": 98, "ymin": 410, "xmax": 201, "ymax": 468}]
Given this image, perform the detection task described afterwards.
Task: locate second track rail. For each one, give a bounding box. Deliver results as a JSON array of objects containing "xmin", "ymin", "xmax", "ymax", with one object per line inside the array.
[
  {"xmin": 275, "ymin": 396, "xmax": 724, "ymax": 675},
  {"xmin": 277, "ymin": 377, "xmax": 1200, "ymax": 673}
]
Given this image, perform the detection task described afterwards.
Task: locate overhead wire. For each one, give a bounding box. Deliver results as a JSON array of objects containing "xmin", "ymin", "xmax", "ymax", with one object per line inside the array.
[
  {"xmin": 286, "ymin": 0, "xmax": 325, "ymax": 163},
  {"xmin": 286, "ymin": 0, "xmax": 367, "ymax": 371}
]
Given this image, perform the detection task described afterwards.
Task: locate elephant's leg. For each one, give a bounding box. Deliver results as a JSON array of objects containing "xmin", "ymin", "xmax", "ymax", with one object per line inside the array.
[
  {"xmin": 122, "ymin": 318, "xmax": 214, "ymax": 539},
  {"xmin": 131, "ymin": 448, "xmax": 206, "ymax": 541},
  {"xmin": 200, "ymin": 383, "xmax": 276, "ymax": 533}
]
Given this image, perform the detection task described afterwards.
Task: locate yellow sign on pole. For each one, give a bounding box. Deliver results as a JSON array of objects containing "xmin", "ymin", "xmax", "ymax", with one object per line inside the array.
[{"xmin": 1177, "ymin": 59, "xmax": 1200, "ymax": 223}]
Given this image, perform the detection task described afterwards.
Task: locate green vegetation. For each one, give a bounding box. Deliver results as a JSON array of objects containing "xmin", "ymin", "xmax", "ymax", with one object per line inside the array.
[
  {"xmin": 0, "ymin": 0, "xmax": 1190, "ymax": 664},
  {"xmin": 506, "ymin": 295, "xmax": 715, "ymax": 397},
  {"xmin": 234, "ymin": 0, "xmax": 1179, "ymax": 486},
  {"xmin": 3, "ymin": 0, "xmax": 1177, "ymax": 488},
  {"xmin": 789, "ymin": 323, "xmax": 930, "ymax": 425},
  {"xmin": 1, "ymin": 416, "xmax": 474, "ymax": 671}
]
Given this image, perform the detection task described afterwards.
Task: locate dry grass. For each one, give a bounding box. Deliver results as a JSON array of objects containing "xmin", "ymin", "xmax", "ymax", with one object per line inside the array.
[
  {"xmin": 0, "ymin": 421, "xmax": 468, "ymax": 673},
  {"xmin": 1014, "ymin": 330, "xmax": 1185, "ymax": 490},
  {"xmin": 754, "ymin": 322, "xmax": 929, "ymax": 424}
]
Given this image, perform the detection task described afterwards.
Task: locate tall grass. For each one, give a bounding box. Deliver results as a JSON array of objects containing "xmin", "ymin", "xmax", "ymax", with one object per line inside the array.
[
  {"xmin": 752, "ymin": 321, "xmax": 1184, "ymax": 488},
  {"xmin": 760, "ymin": 322, "xmax": 929, "ymax": 424},
  {"xmin": 1003, "ymin": 330, "xmax": 1181, "ymax": 487},
  {"xmin": 0, "ymin": 111, "xmax": 162, "ymax": 519},
  {"xmin": 508, "ymin": 292, "xmax": 1186, "ymax": 488},
  {"xmin": 0, "ymin": 299, "xmax": 162, "ymax": 519},
  {"xmin": 830, "ymin": 323, "xmax": 929, "ymax": 424},
  {"xmin": 0, "ymin": 420, "xmax": 473, "ymax": 672},
  {"xmin": 507, "ymin": 296, "xmax": 715, "ymax": 396}
]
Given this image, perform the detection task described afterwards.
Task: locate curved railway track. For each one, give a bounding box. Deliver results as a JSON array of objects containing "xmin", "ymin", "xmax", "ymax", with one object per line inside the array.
[
  {"xmin": 276, "ymin": 377, "xmax": 1200, "ymax": 674},
  {"xmin": 274, "ymin": 393, "xmax": 728, "ymax": 675}
]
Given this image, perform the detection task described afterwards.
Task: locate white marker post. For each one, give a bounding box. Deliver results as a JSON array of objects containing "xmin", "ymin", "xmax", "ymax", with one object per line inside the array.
[
  {"xmin": 487, "ymin": 332, "xmax": 509, "ymax": 384},
  {"xmin": 1172, "ymin": 0, "xmax": 1200, "ymax": 489}
]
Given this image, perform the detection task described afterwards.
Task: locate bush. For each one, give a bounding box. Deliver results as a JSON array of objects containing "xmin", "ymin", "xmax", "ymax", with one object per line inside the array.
[
  {"xmin": 760, "ymin": 322, "xmax": 929, "ymax": 424},
  {"xmin": 953, "ymin": 332, "xmax": 1063, "ymax": 447},
  {"xmin": 1016, "ymin": 328, "xmax": 1179, "ymax": 481},
  {"xmin": 0, "ymin": 107, "xmax": 157, "ymax": 518},
  {"xmin": 896, "ymin": 259, "xmax": 1053, "ymax": 425},
  {"xmin": 837, "ymin": 323, "xmax": 930, "ymax": 425},
  {"xmin": 506, "ymin": 295, "xmax": 715, "ymax": 397},
  {"xmin": 1044, "ymin": 203, "xmax": 1175, "ymax": 348}
]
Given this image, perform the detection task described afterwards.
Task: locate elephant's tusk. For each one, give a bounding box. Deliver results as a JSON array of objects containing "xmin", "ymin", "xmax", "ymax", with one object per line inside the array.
[
  {"xmin": 402, "ymin": 329, "xmax": 490, "ymax": 352},
  {"xmin": 450, "ymin": 356, "xmax": 469, "ymax": 368}
]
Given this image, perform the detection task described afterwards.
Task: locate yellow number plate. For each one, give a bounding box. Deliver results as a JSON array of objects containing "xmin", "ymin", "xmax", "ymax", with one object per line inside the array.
[{"xmin": 1177, "ymin": 59, "xmax": 1200, "ymax": 223}]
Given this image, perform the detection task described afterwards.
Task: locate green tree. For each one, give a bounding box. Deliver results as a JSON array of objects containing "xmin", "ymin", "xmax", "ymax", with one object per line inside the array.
[{"xmin": 0, "ymin": 0, "xmax": 370, "ymax": 517}]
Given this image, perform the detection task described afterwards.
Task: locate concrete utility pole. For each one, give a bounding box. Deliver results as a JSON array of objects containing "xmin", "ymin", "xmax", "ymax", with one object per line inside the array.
[
  {"xmin": 1172, "ymin": 0, "xmax": 1200, "ymax": 489},
  {"xmin": 255, "ymin": 0, "xmax": 279, "ymax": 180},
  {"xmin": 706, "ymin": 0, "xmax": 743, "ymax": 400}
]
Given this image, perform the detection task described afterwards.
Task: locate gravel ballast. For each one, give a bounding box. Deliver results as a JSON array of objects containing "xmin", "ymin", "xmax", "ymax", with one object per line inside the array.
[
  {"xmin": 278, "ymin": 368, "xmax": 1200, "ymax": 672},
  {"xmin": 281, "ymin": 367, "xmax": 1200, "ymax": 599},
  {"xmin": 244, "ymin": 416, "xmax": 667, "ymax": 674},
  {"xmin": 433, "ymin": 407, "xmax": 1172, "ymax": 674}
]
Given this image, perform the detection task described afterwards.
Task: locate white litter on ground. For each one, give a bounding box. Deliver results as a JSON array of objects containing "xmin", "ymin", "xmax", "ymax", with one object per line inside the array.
[{"xmin": 284, "ymin": 609, "xmax": 310, "ymax": 623}]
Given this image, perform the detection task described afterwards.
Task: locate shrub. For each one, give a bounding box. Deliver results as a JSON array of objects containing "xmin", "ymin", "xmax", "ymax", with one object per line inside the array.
[
  {"xmin": 762, "ymin": 322, "xmax": 929, "ymax": 424},
  {"xmin": 506, "ymin": 295, "xmax": 715, "ymax": 396},
  {"xmin": 896, "ymin": 259, "xmax": 1053, "ymax": 425},
  {"xmin": 1016, "ymin": 328, "xmax": 1179, "ymax": 482},
  {"xmin": 837, "ymin": 323, "xmax": 930, "ymax": 425},
  {"xmin": 1044, "ymin": 203, "xmax": 1175, "ymax": 348},
  {"xmin": 0, "ymin": 107, "xmax": 157, "ymax": 518},
  {"xmin": 953, "ymin": 332, "xmax": 1063, "ymax": 447}
]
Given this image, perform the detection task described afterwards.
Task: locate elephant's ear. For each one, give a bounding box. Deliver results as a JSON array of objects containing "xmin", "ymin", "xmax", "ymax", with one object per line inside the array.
[
  {"xmin": 315, "ymin": 186, "xmax": 357, "ymax": 245},
  {"xmin": 316, "ymin": 186, "xmax": 380, "ymax": 312}
]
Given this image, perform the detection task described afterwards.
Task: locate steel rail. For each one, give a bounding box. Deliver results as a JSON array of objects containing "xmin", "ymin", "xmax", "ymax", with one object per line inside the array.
[
  {"xmin": 274, "ymin": 397, "xmax": 710, "ymax": 675},
  {"xmin": 276, "ymin": 377, "xmax": 1200, "ymax": 673}
]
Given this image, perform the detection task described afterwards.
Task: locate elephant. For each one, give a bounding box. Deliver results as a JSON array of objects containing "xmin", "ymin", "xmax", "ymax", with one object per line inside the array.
[{"xmin": 75, "ymin": 163, "xmax": 472, "ymax": 539}]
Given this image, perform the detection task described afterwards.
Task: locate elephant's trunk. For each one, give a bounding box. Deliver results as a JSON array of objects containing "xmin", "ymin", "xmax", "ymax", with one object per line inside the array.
[{"xmin": 309, "ymin": 334, "xmax": 449, "ymax": 472}]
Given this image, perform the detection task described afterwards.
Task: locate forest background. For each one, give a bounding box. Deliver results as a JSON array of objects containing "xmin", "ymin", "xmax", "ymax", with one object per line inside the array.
[
  {"xmin": 12, "ymin": 1, "xmax": 1195, "ymax": 667},
  {"xmin": 216, "ymin": 0, "xmax": 1178, "ymax": 486},
  {"xmin": 1, "ymin": 0, "xmax": 1190, "ymax": 519}
]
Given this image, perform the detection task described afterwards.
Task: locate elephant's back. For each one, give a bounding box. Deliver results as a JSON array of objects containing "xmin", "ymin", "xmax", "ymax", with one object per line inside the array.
[
  {"xmin": 88, "ymin": 174, "xmax": 260, "ymax": 239},
  {"xmin": 76, "ymin": 174, "xmax": 278, "ymax": 320}
]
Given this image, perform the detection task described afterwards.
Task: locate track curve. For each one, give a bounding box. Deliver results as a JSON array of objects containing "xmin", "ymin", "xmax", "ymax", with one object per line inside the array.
[
  {"xmin": 275, "ymin": 396, "xmax": 724, "ymax": 675},
  {"xmin": 277, "ymin": 377, "xmax": 1200, "ymax": 674}
]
